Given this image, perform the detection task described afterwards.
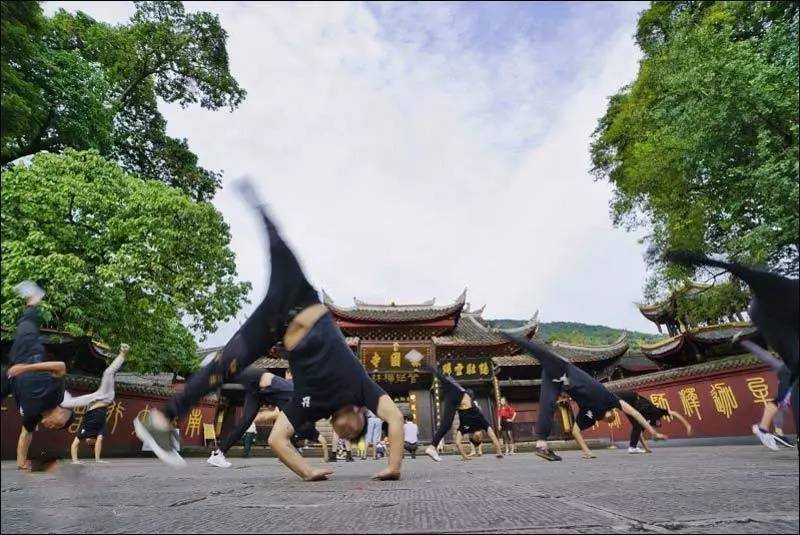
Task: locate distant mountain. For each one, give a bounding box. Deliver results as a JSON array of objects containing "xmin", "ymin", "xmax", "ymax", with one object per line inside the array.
[{"xmin": 486, "ymin": 319, "xmax": 663, "ymax": 350}]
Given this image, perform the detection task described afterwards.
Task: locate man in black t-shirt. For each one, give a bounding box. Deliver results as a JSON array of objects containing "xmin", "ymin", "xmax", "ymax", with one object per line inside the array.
[
  {"xmin": 5, "ymin": 283, "xmax": 74, "ymax": 470},
  {"xmin": 207, "ymin": 366, "xmax": 329, "ymax": 467},
  {"xmin": 616, "ymin": 390, "xmax": 692, "ymax": 454},
  {"xmin": 421, "ymin": 362, "xmax": 503, "ymax": 461},
  {"xmin": 503, "ymin": 335, "xmax": 668, "ymax": 461},
  {"xmin": 135, "ymin": 178, "xmax": 404, "ymax": 481},
  {"xmin": 7, "ymin": 360, "xmax": 73, "ymax": 470}
]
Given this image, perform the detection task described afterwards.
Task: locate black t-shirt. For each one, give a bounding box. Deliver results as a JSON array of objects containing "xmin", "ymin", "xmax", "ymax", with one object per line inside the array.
[
  {"xmin": 457, "ymin": 402, "xmax": 490, "ymax": 433},
  {"xmin": 9, "ymin": 307, "xmax": 46, "ymax": 365},
  {"xmin": 617, "ymin": 390, "xmax": 669, "ymax": 425},
  {"xmin": 283, "ymin": 314, "xmax": 386, "ymax": 430},
  {"xmin": 14, "ymin": 371, "xmax": 65, "ymax": 432},
  {"xmin": 237, "ymin": 366, "xmax": 294, "ymax": 410},
  {"xmin": 565, "ymin": 366, "xmax": 621, "ymax": 430}
]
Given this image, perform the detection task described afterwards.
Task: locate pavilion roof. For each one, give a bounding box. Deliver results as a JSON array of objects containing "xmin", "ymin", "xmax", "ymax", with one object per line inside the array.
[
  {"xmin": 432, "ymin": 310, "xmax": 539, "ymax": 346},
  {"xmin": 604, "ymin": 353, "xmax": 762, "ymax": 391},
  {"xmin": 322, "ymin": 289, "xmax": 467, "ymax": 323},
  {"xmin": 550, "ymin": 333, "xmax": 629, "ymax": 361},
  {"xmin": 636, "ymin": 281, "xmax": 712, "ymax": 324}
]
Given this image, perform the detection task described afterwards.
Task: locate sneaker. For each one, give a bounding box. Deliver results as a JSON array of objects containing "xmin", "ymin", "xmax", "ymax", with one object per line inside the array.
[
  {"xmin": 207, "ymin": 451, "xmax": 232, "ymax": 468},
  {"xmin": 134, "ymin": 416, "xmax": 187, "ymax": 467},
  {"xmin": 346, "ymin": 452, "xmax": 354, "ymax": 462},
  {"xmin": 773, "ymin": 434, "xmax": 796, "ymax": 448},
  {"xmin": 752, "ymin": 424, "xmax": 779, "ymax": 451},
  {"xmin": 327, "ymin": 452, "xmax": 338, "ymax": 462},
  {"xmin": 425, "ymin": 445, "xmax": 442, "ymax": 462},
  {"xmin": 535, "ymin": 447, "xmax": 562, "ymax": 461},
  {"xmin": 628, "ymin": 447, "xmax": 646, "ymax": 454}
]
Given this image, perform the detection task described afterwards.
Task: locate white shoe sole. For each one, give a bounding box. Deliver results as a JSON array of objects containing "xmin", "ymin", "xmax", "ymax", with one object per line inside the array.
[
  {"xmin": 751, "ymin": 425, "xmax": 779, "ymax": 451},
  {"xmin": 207, "ymin": 457, "xmax": 232, "ymax": 468},
  {"xmin": 134, "ymin": 418, "xmax": 187, "ymax": 468},
  {"xmin": 425, "ymin": 448, "xmax": 441, "ymax": 462},
  {"xmin": 773, "ymin": 435, "xmax": 794, "ymax": 448}
]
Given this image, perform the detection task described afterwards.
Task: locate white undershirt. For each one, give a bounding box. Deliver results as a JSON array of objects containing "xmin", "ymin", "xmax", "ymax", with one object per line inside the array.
[{"xmin": 403, "ymin": 422, "xmax": 418, "ymax": 443}]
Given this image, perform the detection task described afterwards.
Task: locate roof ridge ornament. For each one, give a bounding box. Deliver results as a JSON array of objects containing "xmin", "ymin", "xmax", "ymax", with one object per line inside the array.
[
  {"xmin": 455, "ymin": 287, "xmax": 468, "ymax": 305},
  {"xmin": 321, "ymin": 289, "xmax": 335, "ymax": 305}
]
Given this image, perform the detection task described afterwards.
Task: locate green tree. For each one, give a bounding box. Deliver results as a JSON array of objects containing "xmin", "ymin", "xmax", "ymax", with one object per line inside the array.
[
  {"xmin": 0, "ymin": 1, "xmax": 245, "ymax": 201},
  {"xmin": 1, "ymin": 150, "xmax": 250, "ymax": 373},
  {"xmin": 591, "ymin": 1, "xmax": 799, "ymax": 297}
]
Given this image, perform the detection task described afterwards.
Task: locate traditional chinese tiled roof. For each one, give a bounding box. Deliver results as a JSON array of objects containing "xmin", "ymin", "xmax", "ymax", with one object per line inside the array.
[
  {"xmin": 550, "ymin": 333, "xmax": 629, "ymax": 361},
  {"xmin": 322, "ymin": 289, "xmax": 467, "ymax": 323},
  {"xmin": 252, "ymin": 357, "xmax": 290, "ymax": 369},
  {"xmin": 432, "ymin": 311, "xmax": 539, "ymax": 346},
  {"xmin": 116, "ymin": 373, "xmax": 177, "ymax": 387},
  {"xmin": 688, "ymin": 322, "xmax": 757, "ymax": 345},
  {"xmin": 637, "ymin": 281, "xmax": 713, "ymax": 324},
  {"xmin": 492, "ymin": 336, "xmax": 630, "ymax": 368},
  {"xmin": 64, "ymin": 374, "xmax": 217, "ymax": 400},
  {"xmin": 492, "ymin": 354, "xmax": 538, "ymax": 367},
  {"xmin": 617, "ymin": 353, "xmax": 660, "ymax": 372},
  {"xmin": 639, "ymin": 333, "xmax": 688, "ymax": 359},
  {"xmin": 604, "ymin": 353, "xmax": 763, "ymax": 391}
]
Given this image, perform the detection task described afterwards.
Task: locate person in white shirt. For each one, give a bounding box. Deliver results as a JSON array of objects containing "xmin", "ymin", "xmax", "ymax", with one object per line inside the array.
[{"xmin": 403, "ymin": 416, "xmax": 419, "ymax": 459}]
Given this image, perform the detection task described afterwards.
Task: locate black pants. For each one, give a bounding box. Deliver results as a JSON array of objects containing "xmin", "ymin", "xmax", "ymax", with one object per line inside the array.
[
  {"xmin": 500, "ymin": 420, "xmax": 515, "ymax": 445},
  {"xmin": 629, "ymin": 423, "xmax": 645, "ymax": 448},
  {"xmin": 404, "ymin": 441, "xmax": 418, "ymax": 457},
  {"xmin": 165, "ymin": 206, "xmax": 318, "ymax": 421},
  {"xmin": 218, "ymin": 393, "xmax": 261, "ymax": 454},
  {"xmin": 242, "ymin": 432, "xmax": 256, "ymax": 456},
  {"xmin": 532, "ymin": 342, "xmax": 571, "ymax": 441},
  {"xmin": 429, "ymin": 365, "xmax": 467, "ymax": 448}
]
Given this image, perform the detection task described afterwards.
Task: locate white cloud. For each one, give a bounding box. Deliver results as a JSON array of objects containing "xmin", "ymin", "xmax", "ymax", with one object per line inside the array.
[{"xmin": 44, "ymin": 2, "xmax": 657, "ymax": 345}]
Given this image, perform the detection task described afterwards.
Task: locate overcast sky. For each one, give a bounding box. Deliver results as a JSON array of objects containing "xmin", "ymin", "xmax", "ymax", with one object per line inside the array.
[{"xmin": 45, "ymin": 1, "xmax": 657, "ymax": 345}]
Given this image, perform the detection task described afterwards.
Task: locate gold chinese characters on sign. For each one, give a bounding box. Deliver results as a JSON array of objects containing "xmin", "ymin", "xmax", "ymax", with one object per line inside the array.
[
  {"xmin": 678, "ymin": 387, "xmax": 702, "ymax": 420},
  {"xmin": 441, "ymin": 358, "xmax": 493, "ymax": 380},
  {"xmin": 370, "ymin": 371, "xmax": 422, "ymax": 384},
  {"xmin": 746, "ymin": 377, "xmax": 770, "ymax": 406},
  {"xmin": 361, "ymin": 343, "xmax": 432, "ymax": 372},
  {"xmin": 648, "ymin": 393, "xmax": 673, "ymax": 422},
  {"xmin": 710, "ymin": 382, "xmax": 738, "ymax": 419}
]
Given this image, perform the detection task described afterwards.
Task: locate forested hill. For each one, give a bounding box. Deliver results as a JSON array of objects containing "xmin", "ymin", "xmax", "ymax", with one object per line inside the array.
[{"xmin": 487, "ymin": 320, "xmax": 662, "ymax": 350}]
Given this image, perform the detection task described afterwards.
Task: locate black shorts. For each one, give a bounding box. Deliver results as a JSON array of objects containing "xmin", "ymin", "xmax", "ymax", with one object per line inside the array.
[
  {"xmin": 500, "ymin": 420, "xmax": 514, "ymax": 433},
  {"xmin": 293, "ymin": 421, "xmax": 320, "ymax": 442},
  {"xmin": 77, "ymin": 407, "xmax": 107, "ymax": 439},
  {"xmin": 458, "ymin": 407, "xmax": 489, "ymax": 434}
]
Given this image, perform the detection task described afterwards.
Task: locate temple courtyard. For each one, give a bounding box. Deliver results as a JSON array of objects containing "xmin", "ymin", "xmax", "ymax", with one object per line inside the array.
[{"xmin": 1, "ymin": 444, "xmax": 797, "ymax": 534}]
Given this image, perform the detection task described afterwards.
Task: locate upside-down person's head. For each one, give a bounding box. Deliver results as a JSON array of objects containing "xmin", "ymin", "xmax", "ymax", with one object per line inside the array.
[
  {"xmin": 331, "ymin": 405, "xmax": 367, "ymax": 440},
  {"xmin": 603, "ymin": 410, "xmax": 616, "ymax": 424},
  {"xmin": 40, "ymin": 406, "xmax": 73, "ymax": 429},
  {"xmin": 500, "ymin": 397, "xmax": 508, "ymax": 406},
  {"xmin": 469, "ymin": 431, "xmax": 483, "ymax": 447}
]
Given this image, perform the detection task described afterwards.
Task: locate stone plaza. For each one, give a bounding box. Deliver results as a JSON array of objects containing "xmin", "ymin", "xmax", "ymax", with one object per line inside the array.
[{"xmin": 1, "ymin": 445, "xmax": 797, "ymax": 533}]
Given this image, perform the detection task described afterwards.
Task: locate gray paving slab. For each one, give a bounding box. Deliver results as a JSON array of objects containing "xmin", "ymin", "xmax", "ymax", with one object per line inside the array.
[{"xmin": 1, "ymin": 445, "xmax": 797, "ymax": 533}]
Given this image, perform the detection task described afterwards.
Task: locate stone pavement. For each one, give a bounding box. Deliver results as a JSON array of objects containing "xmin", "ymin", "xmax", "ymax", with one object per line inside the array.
[{"xmin": 1, "ymin": 445, "xmax": 797, "ymax": 534}]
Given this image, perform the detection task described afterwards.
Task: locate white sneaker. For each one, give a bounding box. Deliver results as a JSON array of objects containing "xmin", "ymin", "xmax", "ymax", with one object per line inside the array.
[
  {"xmin": 752, "ymin": 424, "xmax": 779, "ymax": 451},
  {"xmin": 207, "ymin": 451, "xmax": 232, "ymax": 468},
  {"xmin": 425, "ymin": 445, "xmax": 442, "ymax": 462},
  {"xmin": 628, "ymin": 447, "xmax": 646, "ymax": 454}
]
